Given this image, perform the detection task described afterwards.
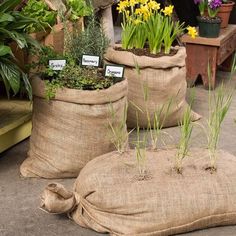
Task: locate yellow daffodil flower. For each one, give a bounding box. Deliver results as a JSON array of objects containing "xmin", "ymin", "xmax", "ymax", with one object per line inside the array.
[
  {"xmin": 117, "ymin": 0, "xmax": 129, "ymax": 13},
  {"xmin": 162, "ymin": 5, "xmax": 174, "ymax": 16},
  {"xmin": 139, "ymin": 0, "xmax": 148, "ymax": 4},
  {"xmin": 187, "ymin": 26, "xmax": 198, "ymax": 39},
  {"xmin": 129, "ymin": 0, "xmax": 137, "ymax": 7},
  {"xmin": 133, "ymin": 19, "xmax": 142, "ymax": 25},
  {"xmin": 147, "ymin": 1, "xmax": 160, "ymax": 11}
]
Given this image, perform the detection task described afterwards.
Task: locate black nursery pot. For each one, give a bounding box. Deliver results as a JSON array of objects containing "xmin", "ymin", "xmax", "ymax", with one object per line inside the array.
[{"xmin": 197, "ymin": 16, "xmax": 221, "ymax": 38}]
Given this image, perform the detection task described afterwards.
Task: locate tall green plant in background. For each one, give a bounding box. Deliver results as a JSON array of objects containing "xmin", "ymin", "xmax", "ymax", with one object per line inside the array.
[{"xmin": 0, "ymin": 0, "xmax": 41, "ymax": 99}]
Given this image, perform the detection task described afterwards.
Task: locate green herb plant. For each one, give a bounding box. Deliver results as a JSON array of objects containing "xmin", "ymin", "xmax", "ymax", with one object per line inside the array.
[
  {"xmin": 58, "ymin": 65, "xmax": 114, "ymax": 90},
  {"xmin": 65, "ymin": 15, "xmax": 109, "ymax": 65}
]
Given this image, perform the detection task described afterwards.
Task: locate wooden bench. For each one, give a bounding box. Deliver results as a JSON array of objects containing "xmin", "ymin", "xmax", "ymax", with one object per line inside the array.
[
  {"xmin": 0, "ymin": 99, "xmax": 32, "ymax": 153},
  {"xmin": 181, "ymin": 24, "xmax": 236, "ymax": 89}
]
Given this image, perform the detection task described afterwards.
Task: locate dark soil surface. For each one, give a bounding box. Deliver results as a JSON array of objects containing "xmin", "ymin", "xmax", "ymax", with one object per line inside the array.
[
  {"xmin": 115, "ymin": 47, "xmax": 178, "ymax": 58},
  {"xmin": 197, "ymin": 16, "xmax": 222, "ymax": 23}
]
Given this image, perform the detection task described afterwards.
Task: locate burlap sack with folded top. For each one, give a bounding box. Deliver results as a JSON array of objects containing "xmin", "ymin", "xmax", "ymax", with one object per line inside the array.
[
  {"xmin": 104, "ymin": 46, "xmax": 201, "ymax": 128},
  {"xmin": 20, "ymin": 76, "xmax": 128, "ymax": 178},
  {"xmin": 41, "ymin": 148, "xmax": 236, "ymax": 235}
]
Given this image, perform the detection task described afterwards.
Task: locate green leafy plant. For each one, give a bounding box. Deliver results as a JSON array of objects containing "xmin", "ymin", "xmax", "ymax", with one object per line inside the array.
[
  {"xmin": 44, "ymin": 79, "xmax": 63, "ymax": 101},
  {"xmin": 66, "ymin": 0, "xmax": 92, "ymax": 21},
  {"xmin": 175, "ymin": 92, "xmax": 195, "ymax": 174},
  {"xmin": 0, "ymin": 0, "xmax": 41, "ymax": 99},
  {"xmin": 21, "ymin": 0, "xmax": 57, "ymax": 33}
]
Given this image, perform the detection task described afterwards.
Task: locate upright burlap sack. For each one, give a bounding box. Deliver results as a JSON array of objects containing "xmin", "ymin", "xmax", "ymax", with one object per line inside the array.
[
  {"xmin": 41, "ymin": 148, "xmax": 236, "ymax": 235},
  {"xmin": 20, "ymin": 76, "xmax": 128, "ymax": 178},
  {"xmin": 105, "ymin": 46, "xmax": 201, "ymax": 128}
]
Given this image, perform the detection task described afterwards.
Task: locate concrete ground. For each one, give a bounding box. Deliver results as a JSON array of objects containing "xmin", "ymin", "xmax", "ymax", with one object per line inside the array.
[{"xmin": 1, "ymin": 71, "xmax": 236, "ymax": 236}]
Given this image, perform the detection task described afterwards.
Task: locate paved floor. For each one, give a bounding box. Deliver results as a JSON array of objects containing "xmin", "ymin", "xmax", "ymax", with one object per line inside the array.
[{"xmin": 1, "ymin": 71, "xmax": 236, "ymax": 236}]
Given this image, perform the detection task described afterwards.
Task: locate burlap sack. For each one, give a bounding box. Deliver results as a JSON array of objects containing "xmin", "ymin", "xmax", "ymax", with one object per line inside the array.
[
  {"xmin": 41, "ymin": 148, "xmax": 236, "ymax": 235},
  {"xmin": 104, "ymin": 46, "xmax": 201, "ymax": 128},
  {"xmin": 20, "ymin": 76, "xmax": 128, "ymax": 178}
]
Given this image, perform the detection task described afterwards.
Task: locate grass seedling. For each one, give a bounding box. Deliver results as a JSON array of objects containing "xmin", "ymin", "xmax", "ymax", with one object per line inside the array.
[
  {"xmin": 151, "ymin": 98, "xmax": 173, "ymax": 150},
  {"xmin": 206, "ymin": 55, "xmax": 235, "ymax": 172},
  {"xmin": 175, "ymin": 91, "xmax": 195, "ymax": 174},
  {"xmin": 108, "ymin": 101, "xmax": 129, "ymax": 154},
  {"xmin": 134, "ymin": 111, "xmax": 148, "ymax": 180}
]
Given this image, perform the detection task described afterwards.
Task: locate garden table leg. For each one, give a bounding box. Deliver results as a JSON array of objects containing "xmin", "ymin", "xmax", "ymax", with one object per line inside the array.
[
  {"xmin": 101, "ymin": 6, "xmax": 115, "ymax": 45},
  {"xmin": 185, "ymin": 44, "xmax": 218, "ymax": 89}
]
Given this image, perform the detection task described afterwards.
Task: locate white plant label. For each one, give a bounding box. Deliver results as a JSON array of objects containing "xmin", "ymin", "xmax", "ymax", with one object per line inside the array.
[
  {"xmin": 105, "ymin": 65, "xmax": 124, "ymax": 78},
  {"xmin": 82, "ymin": 55, "xmax": 100, "ymax": 67},
  {"xmin": 49, "ymin": 59, "xmax": 66, "ymax": 71}
]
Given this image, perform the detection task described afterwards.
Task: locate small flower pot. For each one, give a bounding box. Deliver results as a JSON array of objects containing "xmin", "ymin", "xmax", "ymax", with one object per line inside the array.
[
  {"xmin": 197, "ymin": 16, "xmax": 221, "ymax": 38},
  {"xmin": 218, "ymin": 1, "xmax": 235, "ymax": 28}
]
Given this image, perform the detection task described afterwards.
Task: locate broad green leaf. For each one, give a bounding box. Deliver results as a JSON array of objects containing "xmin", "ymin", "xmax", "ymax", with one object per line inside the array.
[
  {"xmin": 0, "ymin": 13, "xmax": 14, "ymax": 23},
  {"xmin": 0, "ymin": 0, "xmax": 21, "ymax": 12},
  {"xmin": 0, "ymin": 58, "xmax": 21, "ymax": 94},
  {"xmin": 0, "ymin": 44, "xmax": 12, "ymax": 56},
  {"xmin": 22, "ymin": 72, "xmax": 32, "ymax": 100},
  {"xmin": 0, "ymin": 28, "xmax": 28, "ymax": 48}
]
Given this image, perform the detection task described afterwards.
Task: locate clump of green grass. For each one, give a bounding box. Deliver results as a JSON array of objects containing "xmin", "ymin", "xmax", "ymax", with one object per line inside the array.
[
  {"xmin": 207, "ymin": 84, "xmax": 233, "ymax": 171},
  {"xmin": 108, "ymin": 101, "xmax": 129, "ymax": 154},
  {"xmin": 206, "ymin": 55, "xmax": 235, "ymax": 172},
  {"xmin": 151, "ymin": 99, "xmax": 173, "ymax": 150},
  {"xmin": 135, "ymin": 112, "xmax": 148, "ymax": 180},
  {"xmin": 175, "ymin": 91, "xmax": 195, "ymax": 174}
]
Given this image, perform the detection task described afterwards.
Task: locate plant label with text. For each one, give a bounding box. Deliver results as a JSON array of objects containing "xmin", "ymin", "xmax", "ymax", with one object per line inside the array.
[
  {"xmin": 82, "ymin": 55, "xmax": 100, "ymax": 67},
  {"xmin": 49, "ymin": 59, "xmax": 66, "ymax": 71},
  {"xmin": 105, "ymin": 65, "xmax": 124, "ymax": 78}
]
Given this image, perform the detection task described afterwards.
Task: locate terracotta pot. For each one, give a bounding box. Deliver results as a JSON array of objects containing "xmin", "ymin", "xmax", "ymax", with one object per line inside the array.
[{"xmin": 218, "ymin": 1, "xmax": 235, "ymax": 28}]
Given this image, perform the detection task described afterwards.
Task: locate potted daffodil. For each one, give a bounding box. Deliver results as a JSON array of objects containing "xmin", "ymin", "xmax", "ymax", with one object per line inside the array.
[{"xmin": 105, "ymin": 0, "xmax": 200, "ymax": 129}]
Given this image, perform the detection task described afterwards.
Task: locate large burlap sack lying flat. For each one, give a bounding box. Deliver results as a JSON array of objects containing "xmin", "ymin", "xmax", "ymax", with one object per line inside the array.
[
  {"xmin": 41, "ymin": 148, "xmax": 236, "ymax": 235},
  {"xmin": 20, "ymin": 76, "xmax": 128, "ymax": 178},
  {"xmin": 105, "ymin": 46, "xmax": 201, "ymax": 128}
]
